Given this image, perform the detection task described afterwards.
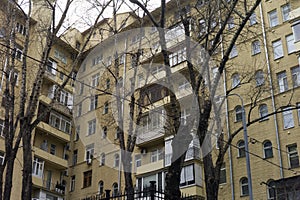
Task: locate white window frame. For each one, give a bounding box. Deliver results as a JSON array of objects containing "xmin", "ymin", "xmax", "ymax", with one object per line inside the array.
[
  {"xmin": 277, "ymin": 71, "xmax": 288, "ymax": 93},
  {"xmin": 90, "ymin": 95, "xmax": 98, "ymax": 111},
  {"xmin": 135, "ymin": 154, "xmax": 141, "ymax": 168},
  {"xmin": 46, "ymin": 59, "xmax": 57, "ymax": 75},
  {"xmin": 32, "ymin": 157, "xmax": 44, "ymax": 178},
  {"xmin": 263, "ymin": 141, "xmax": 273, "ymax": 159},
  {"xmin": 292, "ymin": 20, "xmax": 300, "ymax": 42},
  {"xmin": 100, "ymin": 153, "xmax": 105, "ymax": 166},
  {"xmin": 229, "ymin": 45, "xmax": 238, "ymax": 58},
  {"xmin": 0, "ymin": 120, "xmax": 4, "ymax": 137},
  {"xmin": 219, "ymin": 163, "xmax": 226, "ymax": 184},
  {"xmin": 180, "ymin": 164, "xmax": 195, "ymax": 186},
  {"xmin": 267, "ymin": 180, "xmax": 275, "ymax": 200},
  {"xmin": 180, "ymin": 108, "xmax": 190, "ymax": 125},
  {"xmin": 252, "ymin": 40, "xmax": 261, "ymax": 55},
  {"xmin": 88, "ymin": 119, "xmax": 96, "ymax": 135},
  {"xmin": 297, "ymin": 103, "xmax": 300, "ymax": 125},
  {"xmin": 259, "ymin": 104, "xmax": 268, "ymax": 119},
  {"xmin": 281, "ymin": 3, "xmax": 291, "ymax": 22},
  {"xmin": 91, "ymin": 73, "xmax": 100, "ymax": 87},
  {"xmin": 240, "ymin": 177, "xmax": 249, "ymax": 196},
  {"xmin": 151, "ymin": 149, "xmax": 163, "ymax": 163},
  {"xmin": 70, "ymin": 175, "xmax": 75, "ymax": 192},
  {"xmin": 169, "ymin": 48, "xmax": 186, "ymax": 67},
  {"xmin": 292, "ymin": 66, "xmax": 300, "ymax": 88},
  {"xmin": 85, "ymin": 144, "xmax": 94, "ymax": 161},
  {"xmin": 249, "ymin": 13, "xmax": 257, "ymax": 26},
  {"xmin": 282, "ymin": 107, "xmax": 294, "ymax": 129},
  {"xmin": 238, "ymin": 140, "xmax": 245, "ymax": 157},
  {"xmin": 49, "ymin": 112, "xmax": 72, "ymax": 134},
  {"xmin": 0, "ymin": 152, "xmax": 5, "ymax": 165},
  {"xmin": 268, "ymin": 10, "xmax": 279, "ymax": 28},
  {"xmin": 272, "ymin": 39, "xmax": 284, "ymax": 59},
  {"xmin": 255, "ymin": 70, "xmax": 265, "ymax": 86},
  {"xmin": 286, "ymin": 34, "xmax": 295, "ymax": 54},
  {"xmin": 287, "ymin": 144, "xmax": 299, "ymax": 168}
]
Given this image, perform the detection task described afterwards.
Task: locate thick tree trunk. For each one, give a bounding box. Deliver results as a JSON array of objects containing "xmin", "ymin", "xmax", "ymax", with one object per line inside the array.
[
  {"xmin": 3, "ymin": 155, "xmax": 16, "ymax": 200},
  {"xmin": 203, "ymin": 154, "xmax": 219, "ymax": 200},
  {"xmin": 0, "ymin": 167, "xmax": 3, "ymax": 200},
  {"xmin": 22, "ymin": 130, "xmax": 32, "ymax": 200},
  {"xmin": 165, "ymin": 157, "xmax": 184, "ymax": 200},
  {"xmin": 122, "ymin": 152, "xmax": 134, "ymax": 199}
]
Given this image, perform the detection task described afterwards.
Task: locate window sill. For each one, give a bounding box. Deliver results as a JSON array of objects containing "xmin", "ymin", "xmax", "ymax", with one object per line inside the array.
[
  {"xmin": 252, "ymin": 51, "xmax": 261, "ymax": 56},
  {"xmin": 283, "ymin": 126, "xmax": 294, "ymax": 130},
  {"xmin": 237, "ymin": 156, "xmax": 246, "ymax": 159},
  {"xmin": 274, "ymin": 56, "xmax": 284, "ymax": 61},
  {"xmin": 240, "ymin": 194, "xmax": 249, "ymax": 197},
  {"xmin": 263, "ymin": 156, "xmax": 273, "ymax": 160}
]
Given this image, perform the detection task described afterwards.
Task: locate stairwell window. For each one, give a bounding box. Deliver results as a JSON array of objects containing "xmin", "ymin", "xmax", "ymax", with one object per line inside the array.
[
  {"xmin": 287, "ymin": 144, "xmax": 299, "ymax": 168},
  {"xmin": 286, "ymin": 34, "xmax": 295, "ymax": 54},
  {"xmin": 263, "ymin": 141, "xmax": 273, "ymax": 159},
  {"xmin": 292, "ymin": 66, "xmax": 300, "ymax": 88},
  {"xmin": 235, "ymin": 106, "xmax": 242, "ymax": 122},
  {"xmin": 277, "ymin": 71, "xmax": 288, "ymax": 93},
  {"xmin": 281, "ymin": 3, "xmax": 291, "ymax": 22},
  {"xmin": 268, "ymin": 9, "xmax": 279, "ymax": 27},
  {"xmin": 240, "ymin": 177, "xmax": 249, "ymax": 196},
  {"xmin": 272, "ymin": 39, "xmax": 283, "ymax": 60},
  {"xmin": 237, "ymin": 140, "xmax": 246, "ymax": 158},
  {"xmin": 252, "ymin": 40, "xmax": 261, "ymax": 55},
  {"xmin": 282, "ymin": 107, "xmax": 294, "ymax": 129}
]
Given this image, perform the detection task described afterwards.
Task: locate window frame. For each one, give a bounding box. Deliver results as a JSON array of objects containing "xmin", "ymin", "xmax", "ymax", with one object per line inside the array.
[
  {"xmin": 83, "ymin": 170, "xmax": 92, "ymax": 188},
  {"xmin": 263, "ymin": 140, "xmax": 273, "ymax": 159},
  {"xmin": 252, "ymin": 40, "xmax": 261, "ymax": 55},
  {"xmin": 235, "ymin": 106, "xmax": 243, "ymax": 122},
  {"xmin": 259, "ymin": 104, "xmax": 269, "ymax": 120},
  {"xmin": 87, "ymin": 119, "xmax": 96, "ymax": 135},
  {"xmin": 70, "ymin": 175, "xmax": 76, "ymax": 192},
  {"xmin": 277, "ymin": 71, "xmax": 288, "ymax": 93},
  {"xmin": 282, "ymin": 107, "xmax": 295, "ymax": 129},
  {"xmin": 114, "ymin": 153, "xmax": 120, "ymax": 168},
  {"xmin": 291, "ymin": 66, "xmax": 300, "ymax": 88},
  {"xmin": 255, "ymin": 70, "xmax": 265, "ymax": 86},
  {"xmin": 100, "ymin": 153, "xmax": 106, "ymax": 166},
  {"xmin": 219, "ymin": 163, "xmax": 226, "ymax": 184},
  {"xmin": 286, "ymin": 34, "xmax": 295, "ymax": 54},
  {"xmin": 268, "ymin": 9, "xmax": 279, "ymax": 28},
  {"xmin": 237, "ymin": 140, "xmax": 246, "ymax": 158},
  {"xmin": 272, "ymin": 39, "xmax": 284, "ymax": 60},
  {"xmin": 281, "ymin": 3, "xmax": 291, "ymax": 22},
  {"xmin": 240, "ymin": 177, "xmax": 249, "ymax": 196},
  {"xmin": 287, "ymin": 144, "xmax": 299, "ymax": 169},
  {"xmin": 249, "ymin": 13, "xmax": 257, "ymax": 26}
]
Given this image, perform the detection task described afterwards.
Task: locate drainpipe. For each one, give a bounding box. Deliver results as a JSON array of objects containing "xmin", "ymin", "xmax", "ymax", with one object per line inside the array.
[{"xmin": 259, "ymin": 3, "xmax": 283, "ymax": 178}]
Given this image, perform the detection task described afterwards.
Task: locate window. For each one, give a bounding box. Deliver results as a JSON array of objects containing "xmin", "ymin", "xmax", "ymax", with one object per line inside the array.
[
  {"xmin": 0, "ymin": 119, "xmax": 4, "ymax": 137},
  {"xmin": 292, "ymin": 66, "xmax": 300, "ymax": 88},
  {"xmin": 219, "ymin": 163, "xmax": 226, "ymax": 184},
  {"xmin": 135, "ymin": 154, "xmax": 141, "ymax": 168},
  {"xmin": 15, "ymin": 47, "xmax": 23, "ymax": 61},
  {"xmin": 102, "ymin": 126, "xmax": 107, "ymax": 139},
  {"xmin": 114, "ymin": 153, "xmax": 120, "ymax": 167},
  {"xmin": 83, "ymin": 170, "xmax": 92, "ymax": 188},
  {"xmin": 54, "ymin": 50, "xmax": 67, "ymax": 64},
  {"xmin": 100, "ymin": 153, "xmax": 105, "ymax": 166},
  {"xmin": 32, "ymin": 157, "xmax": 44, "ymax": 177},
  {"xmin": 227, "ymin": 17, "xmax": 234, "ymax": 29},
  {"xmin": 0, "ymin": 152, "xmax": 4, "ymax": 165},
  {"xmin": 180, "ymin": 108, "xmax": 190, "ymax": 125},
  {"xmin": 46, "ymin": 59, "xmax": 57, "ymax": 75},
  {"xmin": 268, "ymin": 10, "xmax": 279, "ymax": 27},
  {"xmin": 286, "ymin": 34, "xmax": 295, "ymax": 54},
  {"xmin": 235, "ymin": 106, "xmax": 243, "ymax": 122},
  {"xmin": 77, "ymin": 102, "xmax": 82, "ymax": 117},
  {"xmin": 292, "ymin": 21, "xmax": 300, "ymax": 42},
  {"xmin": 92, "ymin": 54, "xmax": 103, "ymax": 66},
  {"xmin": 50, "ymin": 144, "xmax": 56, "ymax": 155},
  {"xmin": 87, "ymin": 119, "xmax": 96, "ymax": 135},
  {"xmin": 91, "ymin": 73, "xmax": 100, "ymax": 87},
  {"xmin": 198, "ymin": 19, "xmax": 206, "ymax": 36},
  {"xmin": 267, "ymin": 180, "xmax": 275, "ymax": 200},
  {"xmin": 259, "ymin": 104, "xmax": 268, "ymax": 119},
  {"xmin": 103, "ymin": 102, "xmax": 109, "ymax": 114},
  {"xmin": 16, "ymin": 22, "xmax": 26, "ymax": 35},
  {"xmin": 287, "ymin": 144, "xmax": 299, "ymax": 168},
  {"xmin": 249, "ymin": 13, "xmax": 257, "ymax": 26},
  {"xmin": 281, "ymin": 3, "xmax": 291, "ymax": 22},
  {"xmin": 272, "ymin": 40, "xmax": 283, "ymax": 59},
  {"xmin": 232, "ymin": 73, "xmax": 240, "ymax": 88},
  {"xmin": 255, "ymin": 70, "xmax": 265, "ymax": 86},
  {"xmin": 237, "ymin": 140, "xmax": 246, "ymax": 157},
  {"xmin": 106, "ymin": 79, "xmax": 110, "ymax": 89},
  {"xmin": 98, "ymin": 181, "xmax": 104, "ymax": 195},
  {"xmin": 112, "ymin": 183, "xmax": 118, "ymax": 197},
  {"xmin": 180, "ymin": 164, "xmax": 195, "ymax": 186},
  {"xmin": 49, "ymin": 112, "xmax": 72, "ymax": 134},
  {"xmin": 263, "ymin": 141, "xmax": 273, "ymax": 159},
  {"xmin": 70, "ymin": 176, "xmax": 75, "ymax": 192},
  {"xmin": 252, "ymin": 40, "xmax": 261, "ymax": 55},
  {"xmin": 229, "ymin": 45, "xmax": 238, "ymax": 58},
  {"xmin": 86, "ymin": 144, "xmax": 94, "ymax": 161},
  {"xmin": 73, "ymin": 150, "xmax": 78, "ymax": 165},
  {"xmin": 169, "ymin": 48, "xmax": 186, "ymax": 66},
  {"xmin": 282, "ymin": 107, "xmax": 294, "ymax": 129},
  {"xmin": 79, "ymin": 82, "xmax": 84, "ymax": 95},
  {"xmin": 240, "ymin": 177, "xmax": 249, "ymax": 196},
  {"xmin": 277, "ymin": 71, "xmax": 288, "ymax": 93},
  {"xmin": 178, "ymin": 80, "xmax": 191, "ymax": 94},
  {"xmin": 298, "ymin": 103, "xmax": 300, "ymax": 124},
  {"xmin": 90, "ymin": 95, "xmax": 98, "ymax": 111},
  {"xmin": 151, "ymin": 65, "xmax": 164, "ymax": 75},
  {"xmin": 151, "ymin": 149, "xmax": 164, "ymax": 163}
]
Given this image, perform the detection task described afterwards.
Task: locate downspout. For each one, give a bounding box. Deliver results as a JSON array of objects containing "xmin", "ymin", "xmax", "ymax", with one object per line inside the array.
[{"xmin": 259, "ymin": 3, "xmax": 283, "ymax": 178}]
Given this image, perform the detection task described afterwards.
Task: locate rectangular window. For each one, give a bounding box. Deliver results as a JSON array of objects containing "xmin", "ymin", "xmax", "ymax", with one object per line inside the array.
[
  {"xmin": 180, "ymin": 108, "xmax": 190, "ymax": 125},
  {"xmin": 70, "ymin": 175, "xmax": 75, "ymax": 192},
  {"xmin": 287, "ymin": 144, "xmax": 299, "ymax": 168},
  {"xmin": 46, "ymin": 59, "xmax": 57, "ymax": 75},
  {"xmin": 219, "ymin": 163, "xmax": 226, "ymax": 184},
  {"xmin": 86, "ymin": 144, "xmax": 94, "ymax": 161},
  {"xmin": 291, "ymin": 66, "xmax": 300, "ymax": 88},
  {"xmin": 298, "ymin": 103, "xmax": 300, "ymax": 125},
  {"xmin": 268, "ymin": 10, "xmax": 279, "ymax": 27},
  {"xmin": 252, "ymin": 40, "xmax": 261, "ymax": 55},
  {"xmin": 77, "ymin": 102, "xmax": 82, "ymax": 117},
  {"xmin": 169, "ymin": 48, "xmax": 186, "ymax": 67},
  {"xmin": 0, "ymin": 152, "xmax": 4, "ymax": 165},
  {"xmin": 281, "ymin": 3, "xmax": 291, "ymax": 22},
  {"xmin": 227, "ymin": 16, "xmax": 234, "ymax": 29},
  {"xmin": 286, "ymin": 34, "xmax": 295, "ymax": 54},
  {"xmin": 180, "ymin": 164, "xmax": 195, "ymax": 186},
  {"xmin": 83, "ymin": 170, "xmax": 92, "ymax": 188},
  {"xmin": 282, "ymin": 107, "xmax": 294, "ymax": 129},
  {"xmin": 272, "ymin": 39, "xmax": 284, "ymax": 59},
  {"xmin": 88, "ymin": 119, "xmax": 96, "ymax": 135},
  {"xmin": 49, "ymin": 112, "xmax": 72, "ymax": 134},
  {"xmin": 277, "ymin": 71, "xmax": 288, "ymax": 93},
  {"xmin": 50, "ymin": 144, "xmax": 56, "ymax": 155},
  {"xmin": 0, "ymin": 119, "xmax": 4, "ymax": 137},
  {"xmin": 54, "ymin": 50, "xmax": 67, "ymax": 64},
  {"xmin": 292, "ymin": 21, "xmax": 300, "ymax": 42},
  {"xmin": 135, "ymin": 154, "xmax": 141, "ymax": 168},
  {"xmin": 16, "ymin": 47, "xmax": 23, "ymax": 61},
  {"xmin": 32, "ymin": 157, "xmax": 44, "ymax": 178},
  {"xmin": 249, "ymin": 13, "xmax": 257, "ymax": 26},
  {"xmin": 91, "ymin": 74, "xmax": 100, "ymax": 87},
  {"xmin": 89, "ymin": 95, "xmax": 98, "ymax": 111},
  {"xmin": 151, "ymin": 149, "xmax": 163, "ymax": 163},
  {"xmin": 73, "ymin": 150, "xmax": 78, "ymax": 166},
  {"xmin": 229, "ymin": 45, "xmax": 238, "ymax": 58}
]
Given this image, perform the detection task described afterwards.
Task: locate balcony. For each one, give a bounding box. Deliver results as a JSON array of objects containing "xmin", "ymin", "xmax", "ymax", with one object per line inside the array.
[
  {"xmin": 136, "ymin": 159, "xmax": 164, "ymax": 175},
  {"xmin": 39, "ymin": 95, "xmax": 72, "ymax": 116},
  {"xmin": 33, "ymin": 146, "xmax": 68, "ymax": 169},
  {"xmin": 32, "ymin": 177, "xmax": 65, "ymax": 196},
  {"xmin": 136, "ymin": 128, "xmax": 165, "ymax": 146},
  {"xmin": 36, "ymin": 122, "xmax": 70, "ymax": 142}
]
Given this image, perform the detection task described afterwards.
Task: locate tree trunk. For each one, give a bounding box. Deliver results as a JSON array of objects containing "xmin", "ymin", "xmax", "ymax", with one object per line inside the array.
[
  {"xmin": 165, "ymin": 157, "xmax": 183, "ymax": 200},
  {"xmin": 122, "ymin": 152, "xmax": 134, "ymax": 199},
  {"xmin": 22, "ymin": 130, "xmax": 32, "ymax": 200},
  {"xmin": 3, "ymin": 154, "xmax": 16, "ymax": 200},
  {"xmin": 203, "ymin": 154, "xmax": 219, "ymax": 200},
  {"xmin": 0, "ymin": 167, "xmax": 3, "ymax": 200}
]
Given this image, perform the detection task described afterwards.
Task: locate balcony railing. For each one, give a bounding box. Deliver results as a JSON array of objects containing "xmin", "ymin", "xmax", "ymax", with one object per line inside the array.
[{"xmin": 43, "ymin": 179, "xmax": 65, "ymax": 195}]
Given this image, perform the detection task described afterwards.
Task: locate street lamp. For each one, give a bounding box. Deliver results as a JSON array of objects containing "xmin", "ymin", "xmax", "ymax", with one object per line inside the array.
[{"xmin": 227, "ymin": 93, "xmax": 253, "ymax": 200}]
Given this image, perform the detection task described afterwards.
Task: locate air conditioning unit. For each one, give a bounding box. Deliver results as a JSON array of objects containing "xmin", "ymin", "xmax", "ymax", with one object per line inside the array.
[
  {"xmin": 141, "ymin": 148, "xmax": 147, "ymax": 155},
  {"xmin": 87, "ymin": 158, "xmax": 92, "ymax": 165}
]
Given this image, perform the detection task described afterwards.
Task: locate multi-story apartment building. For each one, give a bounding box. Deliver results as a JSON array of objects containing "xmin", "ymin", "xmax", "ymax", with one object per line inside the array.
[{"xmin": 0, "ymin": 0, "xmax": 300, "ymax": 199}]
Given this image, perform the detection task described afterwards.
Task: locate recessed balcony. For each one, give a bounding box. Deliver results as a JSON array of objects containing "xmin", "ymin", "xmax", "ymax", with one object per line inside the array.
[{"xmin": 36, "ymin": 122, "xmax": 70, "ymax": 143}]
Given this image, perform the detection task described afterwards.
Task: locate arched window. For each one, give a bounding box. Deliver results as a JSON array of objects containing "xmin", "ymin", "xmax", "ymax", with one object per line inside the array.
[
  {"xmin": 240, "ymin": 177, "xmax": 249, "ymax": 196},
  {"xmin": 267, "ymin": 180, "xmax": 275, "ymax": 200},
  {"xmin": 112, "ymin": 182, "xmax": 118, "ymax": 197},
  {"xmin": 235, "ymin": 106, "xmax": 242, "ymax": 122},
  {"xmin": 232, "ymin": 73, "xmax": 240, "ymax": 88},
  {"xmin": 102, "ymin": 127, "xmax": 107, "ymax": 139},
  {"xmin": 255, "ymin": 70, "xmax": 265, "ymax": 86},
  {"xmin": 237, "ymin": 140, "xmax": 246, "ymax": 157},
  {"xmin": 100, "ymin": 153, "xmax": 105, "ymax": 166},
  {"xmin": 114, "ymin": 153, "xmax": 120, "ymax": 167},
  {"xmin": 98, "ymin": 181, "xmax": 104, "ymax": 195},
  {"xmin": 259, "ymin": 104, "xmax": 268, "ymax": 119},
  {"xmin": 263, "ymin": 140, "xmax": 273, "ymax": 159}
]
